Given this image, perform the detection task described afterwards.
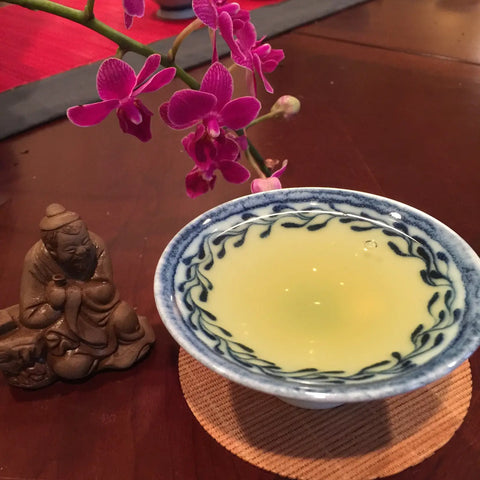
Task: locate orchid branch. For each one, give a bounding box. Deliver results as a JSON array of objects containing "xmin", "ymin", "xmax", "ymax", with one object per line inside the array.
[
  {"xmin": 247, "ymin": 140, "xmax": 271, "ymax": 177},
  {"xmin": 246, "ymin": 111, "xmax": 279, "ymax": 129},
  {"xmin": 167, "ymin": 18, "xmax": 204, "ymax": 63},
  {"xmin": 4, "ymin": 0, "xmax": 200, "ymax": 89},
  {"xmin": 245, "ymin": 148, "xmax": 266, "ymax": 178},
  {"xmin": 83, "ymin": 0, "xmax": 95, "ymax": 20}
]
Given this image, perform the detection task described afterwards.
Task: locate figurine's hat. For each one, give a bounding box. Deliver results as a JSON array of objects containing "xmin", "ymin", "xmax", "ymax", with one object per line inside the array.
[{"xmin": 40, "ymin": 204, "xmax": 80, "ymax": 231}]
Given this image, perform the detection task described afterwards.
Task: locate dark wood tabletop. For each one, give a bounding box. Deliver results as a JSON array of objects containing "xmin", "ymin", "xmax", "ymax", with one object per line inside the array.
[{"xmin": 0, "ymin": 0, "xmax": 479, "ymax": 478}]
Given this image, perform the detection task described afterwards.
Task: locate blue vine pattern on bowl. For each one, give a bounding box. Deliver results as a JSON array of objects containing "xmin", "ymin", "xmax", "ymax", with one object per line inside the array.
[{"xmin": 177, "ymin": 204, "xmax": 462, "ymax": 386}]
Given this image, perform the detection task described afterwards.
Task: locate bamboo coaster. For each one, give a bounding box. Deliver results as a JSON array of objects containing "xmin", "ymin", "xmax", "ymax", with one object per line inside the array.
[{"xmin": 179, "ymin": 349, "xmax": 472, "ymax": 480}]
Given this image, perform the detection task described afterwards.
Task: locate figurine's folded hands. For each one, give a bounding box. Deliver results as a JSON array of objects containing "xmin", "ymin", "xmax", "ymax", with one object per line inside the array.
[{"xmin": 46, "ymin": 281, "xmax": 66, "ymax": 311}]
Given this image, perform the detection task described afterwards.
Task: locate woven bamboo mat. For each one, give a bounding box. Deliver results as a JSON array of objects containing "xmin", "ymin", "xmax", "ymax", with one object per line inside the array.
[{"xmin": 179, "ymin": 349, "xmax": 472, "ymax": 480}]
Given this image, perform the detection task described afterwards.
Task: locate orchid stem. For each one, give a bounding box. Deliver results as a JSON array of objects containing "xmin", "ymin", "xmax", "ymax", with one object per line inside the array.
[
  {"xmin": 246, "ymin": 111, "xmax": 279, "ymax": 129},
  {"xmin": 168, "ymin": 18, "xmax": 203, "ymax": 63},
  {"xmin": 83, "ymin": 0, "xmax": 95, "ymax": 20},
  {"xmin": 5, "ymin": 0, "xmax": 200, "ymax": 89},
  {"xmin": 247, "ymin": 140, "xmax": 271, "ymax": 177},
  {"xmin": 235, "ymin": 127, "xmax": 270, "ymax": 177},
  {"xmin": 245, "ymin": 150, "xmax": 265, "ymax": 178},
  {"xmin": 115, "ymin": 47, "xmax": 127, "ymax": 59}
]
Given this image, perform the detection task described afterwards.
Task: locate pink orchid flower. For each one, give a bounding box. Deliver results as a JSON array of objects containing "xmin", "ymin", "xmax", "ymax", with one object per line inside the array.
[
  {"xmin": 192, "ymin": 0, "xmax": 249, "ymax": 29},
  {"xmin": 123, "ymin": 0, "xmax": 145, "ymax": 29},
  {"xmin": 183, "ymin": 126, "xmax": 250, "ymax": 197},
  {"xmin": 160, "ymin": 61, "xmax": 261, "ymax": 197},
  {"xmin": 219, "ymin": 15, "xmax": 284, "ymax": 94},
  {"xmin": 251, "ymin": 160, "xmax": 288, "ymax": 193},
  {"xmin": 192, "ymin": 0, "xmax": 250, "ymax": 62},
  {"xmin": 160, "ymin": 62, "xmax": 261, "ymax": 135},
  {"xmin": 67, "ymin": 54, "xmax": 176, "ymax": 142}
]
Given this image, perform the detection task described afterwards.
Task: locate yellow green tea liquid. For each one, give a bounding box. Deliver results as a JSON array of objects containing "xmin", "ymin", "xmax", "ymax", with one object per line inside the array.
[{"xmin": 206, "ymin": 217, "xmax": 436, "ymax": 374}]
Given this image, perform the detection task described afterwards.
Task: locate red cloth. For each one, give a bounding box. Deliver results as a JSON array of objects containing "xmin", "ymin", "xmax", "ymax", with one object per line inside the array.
[{"xmin": 0, "ymin": 0, "xmax": 282, "ymax": 92}]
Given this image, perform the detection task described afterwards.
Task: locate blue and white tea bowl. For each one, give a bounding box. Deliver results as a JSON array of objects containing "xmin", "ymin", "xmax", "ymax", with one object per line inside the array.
[{"xmin": 154, "ymin": 188, "xmax": 480, "ymax": 408}]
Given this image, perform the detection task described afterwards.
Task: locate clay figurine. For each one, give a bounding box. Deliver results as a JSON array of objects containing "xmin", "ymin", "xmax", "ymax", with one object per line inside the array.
[{"xmin": 0, "ymin": 204, "xmax": 155, "ymax": 388}]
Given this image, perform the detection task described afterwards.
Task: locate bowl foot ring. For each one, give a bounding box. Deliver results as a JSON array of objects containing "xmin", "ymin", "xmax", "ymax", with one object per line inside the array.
[{"xmin": 179, "ymin": 349, "xmax": 472, "ymax": 480}]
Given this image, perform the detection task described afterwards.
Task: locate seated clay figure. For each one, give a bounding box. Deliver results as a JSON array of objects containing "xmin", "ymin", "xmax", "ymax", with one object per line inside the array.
[{"xmin": 0, "ymin": 204, "xmax": 155, "ymax": 388}]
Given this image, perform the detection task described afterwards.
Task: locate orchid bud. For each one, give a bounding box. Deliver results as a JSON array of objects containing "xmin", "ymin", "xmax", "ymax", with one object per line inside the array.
[{"xmin": 270, "ymin": 95, "xmax": 301, "ymax": 119}]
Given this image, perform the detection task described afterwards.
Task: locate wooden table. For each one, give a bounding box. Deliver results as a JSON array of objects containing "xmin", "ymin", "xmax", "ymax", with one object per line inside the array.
[{"xmin": 0, "ymin": 0, "xmax": 479, "ymax": 478}]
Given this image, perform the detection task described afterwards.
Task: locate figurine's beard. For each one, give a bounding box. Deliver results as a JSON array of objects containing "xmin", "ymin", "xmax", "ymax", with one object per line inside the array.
[{"xmin": 60, "ymin": 247, "xmax": 97, "ymax": 281}]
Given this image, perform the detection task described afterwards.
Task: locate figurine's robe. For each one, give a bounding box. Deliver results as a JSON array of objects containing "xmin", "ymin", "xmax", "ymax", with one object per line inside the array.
[{"xmin": 19, "ymin": 232, "xmax": 121, "ymax": 359}]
